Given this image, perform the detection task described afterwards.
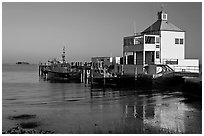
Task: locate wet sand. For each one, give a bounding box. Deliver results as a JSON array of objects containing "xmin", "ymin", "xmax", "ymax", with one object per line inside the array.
[{"xmin": 2, "ymin": 86, "xmax": 202, "ymax": 134}]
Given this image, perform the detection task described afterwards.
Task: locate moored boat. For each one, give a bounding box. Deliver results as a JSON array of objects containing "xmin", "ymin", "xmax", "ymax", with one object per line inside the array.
[{"xmin": 45, "ymin": 46, "xmax": 81, "ymax": 82}]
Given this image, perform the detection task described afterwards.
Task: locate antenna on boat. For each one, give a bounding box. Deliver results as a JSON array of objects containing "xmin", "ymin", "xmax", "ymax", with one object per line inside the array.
[{"xmin": 62, "ymin": 45, "xmax": 66, "ymax": 63}]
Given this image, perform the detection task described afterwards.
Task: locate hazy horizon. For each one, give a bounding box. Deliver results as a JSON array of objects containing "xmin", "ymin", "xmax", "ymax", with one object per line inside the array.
[{"xmin": 2, "ymin": 2, "xmax": 202, "ymax": 64}]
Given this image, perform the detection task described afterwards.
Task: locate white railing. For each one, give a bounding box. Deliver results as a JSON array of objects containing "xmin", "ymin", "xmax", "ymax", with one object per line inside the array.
[
  {"xmin": 171, "ymin": 65, "xmax": 199, "ymax": 73},
  {"xmin": 162, "ymin": 59, "xmax": 178, "ymax": 65}
]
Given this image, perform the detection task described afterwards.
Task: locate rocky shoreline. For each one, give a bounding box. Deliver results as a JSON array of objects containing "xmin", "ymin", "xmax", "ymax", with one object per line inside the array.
[
  {"xmin": 3, "ymin": 114, "xmax": 55, "ymax": 134},
  {"xmin": 2, "ymin": 124, "xmax": 54, "ymax": 134}
]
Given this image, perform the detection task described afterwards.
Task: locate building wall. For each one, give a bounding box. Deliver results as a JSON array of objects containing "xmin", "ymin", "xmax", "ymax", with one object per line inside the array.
[
  {"xmin": 123, "ymin": 65, "xmax": 144, "ymax": 75},
  {"xmin": 123, "ymin": 44, "xmax": 143, "ymax": 52},
  {"xmin": 167, "ymin": 59, "xmax": 199, "ymax": 73},
  {"xmin": 178, "ymin": 59, "xmax": 199, "ymax": 66},
  {"xmin": 113, "ymin": 57, "xmax": 121, "ymax": 64},
  {"xmin": 91, "ymin": 57, "xmax": 111, "ymax": 68},
  {"xmin": 144, "ymin": 43, "xmax": 156, "ymax": 51},
  {"xmin": 161, "ymin": 31, "xmax": 185, "ymax": 60},
  {"xmin": 92, "ymin": 57, "xmax": 110, "ymax": 63}
]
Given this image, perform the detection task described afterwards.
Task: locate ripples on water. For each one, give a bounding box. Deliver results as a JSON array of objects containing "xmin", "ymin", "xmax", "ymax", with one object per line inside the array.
[{"xmin": 2, "ymin": 64, "xmax": 202, "ymax": 133}]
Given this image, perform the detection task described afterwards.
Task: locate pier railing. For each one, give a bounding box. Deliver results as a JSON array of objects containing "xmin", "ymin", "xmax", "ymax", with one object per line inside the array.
[{"xmin": 171, "ymin": 65, "xmax": 199, "ymax": 73}]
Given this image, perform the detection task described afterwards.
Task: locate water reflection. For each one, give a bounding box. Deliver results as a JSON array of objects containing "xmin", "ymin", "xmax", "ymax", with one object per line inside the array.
[
  {"xmin": 90, "ymin": 85, "xmax": 201, "ymax": 133},
  {"xmin": 28, "ymin": 82, "xmax": 201, "ymax": 133}
]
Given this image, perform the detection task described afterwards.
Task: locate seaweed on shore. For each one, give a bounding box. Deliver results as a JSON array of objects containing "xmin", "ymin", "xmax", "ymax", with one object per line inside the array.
[{"xmin": 2, "ymin": 124, "xmax": 54, "ymax": 134}]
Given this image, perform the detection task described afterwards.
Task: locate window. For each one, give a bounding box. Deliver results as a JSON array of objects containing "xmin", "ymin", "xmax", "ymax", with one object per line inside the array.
[
  {"xmin": 129, "ymin": 38, "xmax": 134, "ymax": 45},
  {"xmin": 136, "ymin": 39, "xmax": 140, "ymax": 44},
  {"xmin": 156, "ymin": 45, "xmax": 160, "ymax": 48},
  {"xmin": 163, "ymin": 14, "xmax": 167, "ymax": 20},
  {"xmin": 134, "ymin": 38, "xmax": 140, "ymax": 45},
  {"xmin": 156, "ymin": 37, "xmax": 160, "ymax": 43},
  {"xmin": 180, "ymin": 39, "xmax": 184, "ymax": 44},
  {"xmin": 175, "ymin": 38, "xmax": 179, "ymax": 44},
  {"xmin": 175, "ymin": 38, "xmax": 184, "ymax": 45},
  {"xmin": 134, "ymin": 37, "xmax": 143, "ymax": 45},
  {"xmin": 145, "ymin": 36, "xmax": 155, "ymax": 44},
  {"xmin": 156, "ymin": 51, "xmax": 160, "ymax": 59}
]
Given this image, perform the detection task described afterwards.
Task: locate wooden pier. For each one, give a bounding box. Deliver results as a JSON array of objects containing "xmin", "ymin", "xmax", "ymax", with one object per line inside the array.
[
  {"xmin": 38, "ymin": 63, "xmax": 50, "ymax": 76},
  {"xmin": 39, "ymin": 61, "xmax": 200, "ymax": 90}
]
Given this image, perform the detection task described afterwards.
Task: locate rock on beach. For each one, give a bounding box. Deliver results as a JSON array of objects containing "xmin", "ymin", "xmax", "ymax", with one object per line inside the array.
[{"xmin": 2, "ymin": 124, "xmax": 54, "ymax": 134}]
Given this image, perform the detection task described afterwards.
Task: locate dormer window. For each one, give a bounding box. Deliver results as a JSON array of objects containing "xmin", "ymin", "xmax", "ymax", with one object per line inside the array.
[
  {"xmin": 162, "ymin": 14, "xmax": 167, "ymax": 20},
  {"xmin": 158, "ymin": 11, "xmax": 168, "ymax": 21}
]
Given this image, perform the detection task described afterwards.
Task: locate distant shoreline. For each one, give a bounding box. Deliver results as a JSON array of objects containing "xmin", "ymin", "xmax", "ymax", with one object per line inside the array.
[
  {"xmin": 2, "ymin": 63, "xmax": 37, "ymax": 65},
  {"xmin": 16, "ymin": 62, "xmax": 30, "ymax": 65}
]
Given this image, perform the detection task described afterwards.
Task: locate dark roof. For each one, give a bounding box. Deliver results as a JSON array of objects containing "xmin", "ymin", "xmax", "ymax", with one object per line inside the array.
[{"xmin": 142, "ymin": 20, "xmax": 184, "ymax": 33}]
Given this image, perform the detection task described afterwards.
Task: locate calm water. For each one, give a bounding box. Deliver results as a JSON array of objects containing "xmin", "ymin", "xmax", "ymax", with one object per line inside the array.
[{"xmin": 2, "ymin": 64, "xmax": 202, "ymax": 134}]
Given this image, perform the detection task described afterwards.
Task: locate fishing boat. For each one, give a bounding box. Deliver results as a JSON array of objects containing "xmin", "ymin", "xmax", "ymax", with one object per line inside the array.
[{"xmin": 45, "ymin": 47, "xmax": 81, "ymax": 82}]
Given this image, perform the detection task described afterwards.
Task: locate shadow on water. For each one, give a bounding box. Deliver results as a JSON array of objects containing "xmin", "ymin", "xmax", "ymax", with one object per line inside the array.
[
  {"xmin": 48, "ymin": 80, "xmax": 81, "ymax": 83},
  {"xmin": 88, "ymin": 77, "xmax": 202, "ymax": 105},
  {"xmin": 89, "ymin": 83, "xmax": 202, "ymax": 134},
  {"xmin": 39, "ymin": 76, "xmax": 81, "ymax": 83}
]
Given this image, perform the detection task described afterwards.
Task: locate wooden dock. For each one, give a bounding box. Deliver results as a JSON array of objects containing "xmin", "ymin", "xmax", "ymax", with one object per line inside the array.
[
  {"xmin": 39, "ymin": 62, "xmax": 201, "ymax": 91},
  {"xmin": 38, "ymin": 64, "xmax": 50, "ymax": 76}
]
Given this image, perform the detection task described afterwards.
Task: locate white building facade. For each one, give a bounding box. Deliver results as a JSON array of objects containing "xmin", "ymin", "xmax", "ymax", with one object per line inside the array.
[{"xmin": 123, "ymin": 10, "xmax": 199, "ymax": 75}]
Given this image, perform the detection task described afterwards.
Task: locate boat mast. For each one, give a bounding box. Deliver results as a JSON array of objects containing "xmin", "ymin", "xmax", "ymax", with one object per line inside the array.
[{"xmin": 62, "ymin": 46, "xmax": 65, "ymax": 63}]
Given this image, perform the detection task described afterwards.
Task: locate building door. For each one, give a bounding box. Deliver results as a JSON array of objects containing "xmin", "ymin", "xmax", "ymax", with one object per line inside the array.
[
  {"xmin": 145, "ymin": 51, "xmax": 155, "ymax": 64},
  {"xmin": 151, "ymin": 51, "xmax": 155, "ymax": 64},
  {"xmin": 128, "ymin": 55, "xmax": 134, "ymax": 64}
]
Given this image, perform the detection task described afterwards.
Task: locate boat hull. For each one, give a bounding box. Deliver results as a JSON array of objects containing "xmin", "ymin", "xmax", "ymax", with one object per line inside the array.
[{"xmin": 46, "ymin": 70, "xmax": 81, "ymax": 82}]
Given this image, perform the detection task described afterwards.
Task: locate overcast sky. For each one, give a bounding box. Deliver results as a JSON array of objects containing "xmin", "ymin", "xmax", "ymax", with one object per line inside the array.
[{"xmin": 2, "ymin": 2, "xmax": 202, "ymax": 64}]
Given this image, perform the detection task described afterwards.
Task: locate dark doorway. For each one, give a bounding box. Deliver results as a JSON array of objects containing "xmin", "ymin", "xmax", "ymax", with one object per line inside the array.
[{"xmin": 151, "ymin": 52, "xmax": 155, "ymax": 63}]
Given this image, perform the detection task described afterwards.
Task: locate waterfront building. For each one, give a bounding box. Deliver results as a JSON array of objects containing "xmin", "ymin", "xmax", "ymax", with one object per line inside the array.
[
  {"xmin": 91, "ymin": 56, "xmax": 120, "ymax": 69},
  {"xmin": 123, "ymin": 10, "xmax": 199, "ymax": 75}
]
